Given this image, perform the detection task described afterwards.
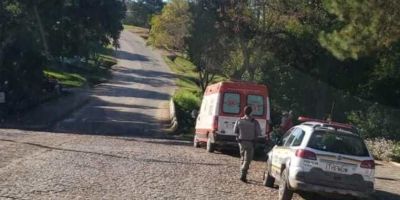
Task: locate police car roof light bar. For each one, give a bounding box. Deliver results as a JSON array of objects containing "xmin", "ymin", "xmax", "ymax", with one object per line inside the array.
[{"xmin": 298, "ymin": 116, "xmax": 359, "ymax": 135}]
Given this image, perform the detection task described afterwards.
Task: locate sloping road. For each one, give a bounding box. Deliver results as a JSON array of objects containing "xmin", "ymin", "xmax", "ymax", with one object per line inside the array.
[{"xmin": 54, "ymin": 30, "xmax": 175, "ymax": 136}]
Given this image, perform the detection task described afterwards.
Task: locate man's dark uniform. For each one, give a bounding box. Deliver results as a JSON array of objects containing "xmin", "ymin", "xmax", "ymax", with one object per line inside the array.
[{"xmin": 233, "ymin": 107, "xmax": 261, "ymax": 182}]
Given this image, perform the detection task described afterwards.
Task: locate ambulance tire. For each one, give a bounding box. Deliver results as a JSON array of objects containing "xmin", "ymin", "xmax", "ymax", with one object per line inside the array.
[
  {"xmin": 206, "ymin": 135, "xmax": 215, "ymax": 153},
  {"xmin": 193, "ymin": 135, "xmax": 200, "ymax": 148}
]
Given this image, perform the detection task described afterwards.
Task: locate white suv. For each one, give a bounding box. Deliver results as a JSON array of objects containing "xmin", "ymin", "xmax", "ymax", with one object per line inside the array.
[{"xmin": 264, "ymin": 118, "xmax": 375, "ymax": 200}]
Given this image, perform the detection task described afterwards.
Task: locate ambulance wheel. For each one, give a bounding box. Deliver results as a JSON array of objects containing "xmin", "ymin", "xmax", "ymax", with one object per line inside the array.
[
  {"xmin": 206, "ymin": 136, "xmax": 215, "ymax": 153},
  {"xmin": 193, "ymin": 136, "xmax": 200, "ymax": 148}
]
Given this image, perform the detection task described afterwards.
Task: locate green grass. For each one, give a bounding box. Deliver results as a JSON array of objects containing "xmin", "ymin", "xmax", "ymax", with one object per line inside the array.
[
  {"xmin": 44, "ymin": 46, "xmax": 117, "ymax": 88},
  {"xmin": 164, "ymin": 56, "xmax": 228, "ymax": 135},
  {"xmin": 164, "ymin": 56, "xmax": 201, "ymax": 96},
  {"xmin": 44, "ymin": 71, "xmax": 86, "ymax": 87},
  {"xmin": 123, "ymin": 24, "xmax": 149, "ymax": 39}
]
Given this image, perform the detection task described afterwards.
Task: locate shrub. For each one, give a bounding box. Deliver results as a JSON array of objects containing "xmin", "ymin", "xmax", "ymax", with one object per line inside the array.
[
  {"xmin": 173, "ymin": 90, "xmax": 200, "ymax": 133},
  {"xmin": 173, "ymin": 90, "xmax": 200, "ymax": 111},
  {"xmin": 348, "ymin": 104, "xmax": 400, "ymax": 140},
  {"xmin": 392, "ymin": 143, "xmax": 400, "ymax": 162},
  {"xmin": 365, "ymin": 138, "xmax": 396, "ymax": 161}
]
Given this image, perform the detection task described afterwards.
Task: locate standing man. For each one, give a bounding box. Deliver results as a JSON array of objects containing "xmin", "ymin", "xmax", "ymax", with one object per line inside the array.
[
  {"xmin": 280, "ymin": 110, "xmax": 293, "ymax": 134},
  {"xmin": 233, "ymin": 106, "xmax": 262, "ymax": 182}
]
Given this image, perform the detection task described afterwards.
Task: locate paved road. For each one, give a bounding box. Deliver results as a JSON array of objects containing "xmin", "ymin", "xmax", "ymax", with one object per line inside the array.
[
  {"xmin": 0, "ymin": 130, "xmax": 400, "ymax": 200},
  {"xmin": 54, "ymin": 30, "xmax": 175, "ymax": 136}
]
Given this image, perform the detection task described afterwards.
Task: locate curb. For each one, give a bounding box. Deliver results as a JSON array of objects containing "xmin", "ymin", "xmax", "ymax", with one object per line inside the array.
[{"xmin": 169, "ymin": 98, "xmax": 178, "ymax": 132}]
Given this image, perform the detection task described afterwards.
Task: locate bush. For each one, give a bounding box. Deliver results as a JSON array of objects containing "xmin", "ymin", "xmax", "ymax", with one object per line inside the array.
[
  {"xmin": 348, "ymin": 104, "xmax": 400, "ymax": 140},
  {"xmin": 393, "ymin": 143, "xmax": 400, "ymax": 162},
  {"xmin": 365, "ymin": 138, "xmax": 396, "ymax": 161},
  {"xmin": 173, "ymin": 90, "xmax": 200, "ymax": 133}
]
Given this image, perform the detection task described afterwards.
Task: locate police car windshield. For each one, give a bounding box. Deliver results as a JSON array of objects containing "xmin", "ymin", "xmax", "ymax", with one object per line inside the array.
[{"xmin": 307, "ymin": 130, "xmax": 369, "ymax": 157}]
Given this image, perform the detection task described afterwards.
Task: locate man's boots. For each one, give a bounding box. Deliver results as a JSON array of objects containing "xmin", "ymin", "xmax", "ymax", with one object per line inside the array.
[{"xmin": 240, "ymin": 173, "xmax": 247, "ymax": 183}]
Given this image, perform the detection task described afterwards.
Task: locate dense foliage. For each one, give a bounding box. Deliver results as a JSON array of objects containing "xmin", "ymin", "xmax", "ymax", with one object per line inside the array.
[
  {"xmin": 0, "ymin": 0, "xmax": 125, "ymax": 116},
  {"xmin": 148, "ymin": 0, "xmax": 192, "ymax": 51},
  {"xmin": 149, "ymin": 0, "xmax": 400, "ymax": 140},
  {"xmin": 124, "ymin": 0, "xmax": 164, "ymax": 28}
]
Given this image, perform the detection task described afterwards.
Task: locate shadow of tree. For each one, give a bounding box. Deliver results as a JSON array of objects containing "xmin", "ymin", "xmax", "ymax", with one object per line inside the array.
[{"xmin": 115, "ymin": 50, "xmax": 150, "ymax": 62}]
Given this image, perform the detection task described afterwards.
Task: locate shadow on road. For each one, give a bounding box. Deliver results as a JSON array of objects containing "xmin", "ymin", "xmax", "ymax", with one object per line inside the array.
[
  {"xmin": 0, "ymin": 138, "xmax": 223, "ymax": 167},
  {"xmin": 115, "ymin": 50, "xmax": 150, "ymax": 62},
  {"xmin": 373, "ymin": 190, "xmax": 400, "ymax": 200},
  {"xmin": 143, "ymin": 140, "xmax": 192, "ymax": 146},
  {"xmin": 95, "ymin": 84, "xmax": 171, "ymax": 100}
]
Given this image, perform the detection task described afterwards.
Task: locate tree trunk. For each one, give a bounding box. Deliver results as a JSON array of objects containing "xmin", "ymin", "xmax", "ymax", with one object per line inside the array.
[
  {"xmin": 248, "ymin": 67, "xmax": 255, "ymax": 81},
  {"xmin": 33, "ymin": 5, "xmax": 49, "ymax": 56}
]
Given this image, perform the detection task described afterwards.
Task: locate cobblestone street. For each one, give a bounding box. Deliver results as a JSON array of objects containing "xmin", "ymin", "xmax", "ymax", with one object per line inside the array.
[
  {"xmin": 0, "ymin": 129, "xmax": 282, "ymax": 200},
  {"xmin": 0, "ymin": 129, "xmax": 399, "ymax": 200}
]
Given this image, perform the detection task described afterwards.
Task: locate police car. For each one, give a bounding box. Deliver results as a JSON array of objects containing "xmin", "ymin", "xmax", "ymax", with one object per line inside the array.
[{"xmin": 263, "ymin": 117, "xmax": 375, "ymax": 200}]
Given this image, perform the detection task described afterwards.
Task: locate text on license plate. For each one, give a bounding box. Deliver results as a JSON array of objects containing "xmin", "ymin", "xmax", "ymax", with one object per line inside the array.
[{"xmin": 324, "ymin": 162, "xmax": 348, "ymax": 173}]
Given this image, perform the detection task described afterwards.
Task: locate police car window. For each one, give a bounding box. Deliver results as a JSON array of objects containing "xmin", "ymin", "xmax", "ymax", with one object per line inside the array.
[
  {"xmin": 247, "ymin": 95, "xmax": 264, "ymax": 116},
  {"xmin": 281, "ymin": 128, "xmax": 294, "ymax": 146},
  {"xmin": 290, "ymin": 129, "xmax": 305, "ymax": 147},
  {"xmin": 307, "ymin": 131, "xmax": 369, "ymax": 156},
  {"xmin": 223, "ymin": 93, "xmax": 240, "ymax": 114},
  {"xmin": 284, "ymin": 132, "xmax": 296, "ymax": 147},
  {"xmin": 282, "ymin": 128, "xmax": 296, "ymax": 147}
]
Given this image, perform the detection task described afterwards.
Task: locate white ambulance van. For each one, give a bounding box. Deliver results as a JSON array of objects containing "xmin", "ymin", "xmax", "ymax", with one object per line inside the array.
[{"xmin": 193, "ymin": 81, "xmax": 271, "ymax": 152}]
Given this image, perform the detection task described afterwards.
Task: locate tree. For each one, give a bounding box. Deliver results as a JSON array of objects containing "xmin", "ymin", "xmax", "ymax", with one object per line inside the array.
[
  {"xmin": 319, "ymin": 0, "xmax": 400, "ymax": 60},
  {"xmin": 187, "ymin": 1, "xmax": 229, "ymax": 92},
  {"xmin": 148, "ymin": 0, "xmax": 192, "ymax": 52},
  {"xmin": 124, "ymin": 0, "xmax": 164, "ymax": 27},
  {"xmin": 0, "ymin": 0, "xmax": 126, "ymax": 114}
]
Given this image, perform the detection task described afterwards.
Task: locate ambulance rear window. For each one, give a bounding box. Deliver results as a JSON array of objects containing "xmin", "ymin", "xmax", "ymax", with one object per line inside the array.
[
  {"xmin": 247, "ymin": 95, "xmax": 264, "ymax": 116},
  {"xmin": 223, "ymin": 93, "xmax": 240, "ymax": 114}
]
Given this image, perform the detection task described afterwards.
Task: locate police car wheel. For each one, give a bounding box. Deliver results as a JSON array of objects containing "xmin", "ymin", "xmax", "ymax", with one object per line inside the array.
[
  {"xmin": 193, "ymin": 136, "xmax": 200, "ymax": 148},
  {"xmin": 263, "ymin": 163, "xmax": 275, "ymax": 187},
  {"xmin": 279, "ymin": 168, "xmax": 293, "ymax": 200},
  {"xmin": 206, "ymin": 136, "xmax": 215, "ymax": 153}
]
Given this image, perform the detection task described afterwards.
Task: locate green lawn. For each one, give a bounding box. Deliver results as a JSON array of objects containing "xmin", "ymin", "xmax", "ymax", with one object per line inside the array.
[
  {"xmin": 163, "ymin": 55, "xmax": 227, "ymax": 134},
  {"xmin": 44, "ymin": 47, "xmax": 117, "ymax": 88},
  {"xmin": 164, "ymin": 56, "xmax": 200, "ymax": 95},
  {"xmin": 123, "ymin": 24, "xmax": 149, "ymax": 39}
]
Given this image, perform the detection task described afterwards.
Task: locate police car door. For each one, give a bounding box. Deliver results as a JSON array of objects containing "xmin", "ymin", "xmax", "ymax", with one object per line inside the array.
[{"xmin": 271, "ymin": 128, "xmax": 296, "ymax": 177}]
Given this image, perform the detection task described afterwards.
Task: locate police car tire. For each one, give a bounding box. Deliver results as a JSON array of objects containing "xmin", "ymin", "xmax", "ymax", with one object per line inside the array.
[
  {"xmin": 279, "ymin": 169, "xmax": 293, "ymax": 200},
  {"xmin": 206, "ymin": 136, "xmax": 215, "ymax": 153},
  {"xmin": 263, "ymin": 163, "xmax": 275, "ymax": 187},
  {"xmin": 193, "ymin": 136, "xmax": 200, "ymax": 148}
]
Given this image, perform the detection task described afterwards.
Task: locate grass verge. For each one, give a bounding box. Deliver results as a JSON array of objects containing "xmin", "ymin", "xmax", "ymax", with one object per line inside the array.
[
  {"xmin": 163, "ymin": 55, "xmax": 227, "ymax": 135},
  {"xmin": 44, "ymin": 46, "xmax": 117, "ymax": 88},
  {"xmin": 123, "ymin": 24, "xmax": 149, "ymax": 40},
  {"xmin": 163, "ymin": 56, "xmax": 201, "ymax": 134}
]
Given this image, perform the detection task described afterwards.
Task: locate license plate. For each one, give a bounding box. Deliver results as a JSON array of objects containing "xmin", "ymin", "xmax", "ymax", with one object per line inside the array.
[
  {"xmin": 324, "ymin": 162, "xmax": 348, "ymax": 173},
  {"xmin": 224, "ymin": 122, "xmax": 234, "ymax": 129}
]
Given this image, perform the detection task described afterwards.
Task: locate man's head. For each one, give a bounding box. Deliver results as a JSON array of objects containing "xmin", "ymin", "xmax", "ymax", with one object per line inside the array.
[{"xmin": 244, "ymin": 106, "xmax": 252, "ymax": 116}]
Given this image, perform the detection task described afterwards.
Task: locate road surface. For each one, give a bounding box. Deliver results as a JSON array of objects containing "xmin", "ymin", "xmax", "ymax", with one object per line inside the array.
[
  {"xmin": 0, "ymin": 30, "xmax": 399, "ymax": 200},
  {"xmin": 54, "ymin": 30, "xmax": 175, "ymax": 136}
]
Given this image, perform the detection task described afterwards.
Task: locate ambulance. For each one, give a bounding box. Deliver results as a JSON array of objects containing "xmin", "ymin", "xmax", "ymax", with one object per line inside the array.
[{"xmin": 193, "ymin": 81, "xmax": 271, "ymax": 152}]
